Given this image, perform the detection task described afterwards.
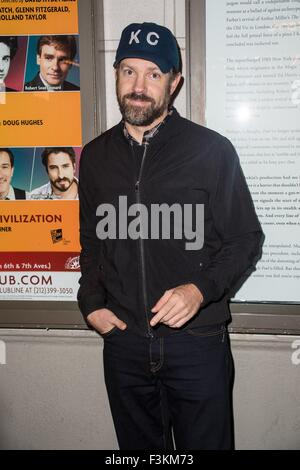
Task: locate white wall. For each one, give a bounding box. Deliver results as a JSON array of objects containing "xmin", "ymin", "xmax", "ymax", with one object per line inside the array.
[
  {"xmin": 101, "ymin": 0, "xmax": 187, "ymax": 129},
  {"xmin": 0, "ymin": 330, "xmax": 117, "ymax": 450},
  {"xmin": 233, "ymin": 334, "xmax": 300, "ymax": 450}
]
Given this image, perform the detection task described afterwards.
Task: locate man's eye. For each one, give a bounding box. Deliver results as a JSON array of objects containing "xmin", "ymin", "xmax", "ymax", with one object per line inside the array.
[
  {"xmin": 150, "ymin": 72, "xmax": 161, "ymax": 80},
  {"xmin": 124, "ymin": 69, "xmax": 133, "ymax": 76}
]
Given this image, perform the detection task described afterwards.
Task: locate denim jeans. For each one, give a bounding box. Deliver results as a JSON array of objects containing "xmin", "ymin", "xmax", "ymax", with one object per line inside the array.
[{"xmin": 103, "ymin": 323, "xmax": 234, "ymax": 450}]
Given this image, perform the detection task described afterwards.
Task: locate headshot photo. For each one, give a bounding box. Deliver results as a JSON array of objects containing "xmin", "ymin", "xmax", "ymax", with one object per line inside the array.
[
  {"xmin": 0, "ymin": 36, "xmax": 27, "ymax": 92},
  {"xmin": 30, "ymin": 147, "xmax": 80, "ymax": 200},
  {"xmin": 0, "ymin": 148, "xmax": 32, "ymax": 200},
  {"xmin": 24, "ymin": 35, "xmax": 80, "ymax": 92}
]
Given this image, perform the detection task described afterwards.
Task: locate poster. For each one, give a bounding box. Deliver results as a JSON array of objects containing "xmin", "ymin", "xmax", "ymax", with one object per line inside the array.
[
  {"xmin": 0, "ymin": 0, "xmax": 81, "ymax": 300},
  {"xmin": 206, "ymin": 0, "xmax": 300, "ymax": 302}
]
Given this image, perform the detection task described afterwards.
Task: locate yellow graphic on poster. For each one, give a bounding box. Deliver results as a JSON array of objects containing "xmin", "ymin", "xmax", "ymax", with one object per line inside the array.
[{"xmin": 0, "ymin": 0, "xmax": 82, "ymax": 301}]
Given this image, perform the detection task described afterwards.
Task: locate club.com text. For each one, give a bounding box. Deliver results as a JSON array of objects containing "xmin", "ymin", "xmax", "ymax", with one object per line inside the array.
[{"xmin": 0, "ymin": 275, "xmax": 52, "ymax": 286}]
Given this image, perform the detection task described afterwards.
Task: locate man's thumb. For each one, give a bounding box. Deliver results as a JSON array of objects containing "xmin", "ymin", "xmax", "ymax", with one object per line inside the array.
[{"xmin": 115, "ymin": 318, "xmax": 127, "ymax": 330}]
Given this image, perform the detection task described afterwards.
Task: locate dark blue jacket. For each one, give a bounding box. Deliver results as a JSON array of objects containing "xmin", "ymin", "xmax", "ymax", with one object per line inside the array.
[{"xmin": 78, "ymin": 109, "xmax": 263, "ymax": 337}]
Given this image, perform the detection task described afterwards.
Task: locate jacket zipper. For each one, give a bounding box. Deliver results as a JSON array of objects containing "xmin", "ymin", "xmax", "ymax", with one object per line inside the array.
[{"xmin": 134, "ymin": 141, "xmax": 154, "ymax": 338}]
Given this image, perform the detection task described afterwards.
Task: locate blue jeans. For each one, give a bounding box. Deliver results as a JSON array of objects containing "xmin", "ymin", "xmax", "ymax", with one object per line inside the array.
[{"xmin": 103, "ymin": 323, "xmax": 234, "ymax": 450}]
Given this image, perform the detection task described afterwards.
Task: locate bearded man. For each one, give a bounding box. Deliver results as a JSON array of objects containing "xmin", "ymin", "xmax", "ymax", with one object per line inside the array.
[{"xmin": 77, "ymin": 22, "xmax": 263, "ymax": 451}]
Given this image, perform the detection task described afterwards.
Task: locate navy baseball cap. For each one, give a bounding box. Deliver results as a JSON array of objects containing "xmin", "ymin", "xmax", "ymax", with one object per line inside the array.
[{"xmin": 114, "ymin": 22, "xmax": 180, "ymax": 73}]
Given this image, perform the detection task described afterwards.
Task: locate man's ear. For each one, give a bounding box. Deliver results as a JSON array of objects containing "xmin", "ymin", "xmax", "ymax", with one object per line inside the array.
[
  {"xmin": 36, "ymin": 54, "xmax": 41, "ymax": 66},
  {"xmin": 170, "ymin": 73, "xmax": 182, "ymax": 96}
]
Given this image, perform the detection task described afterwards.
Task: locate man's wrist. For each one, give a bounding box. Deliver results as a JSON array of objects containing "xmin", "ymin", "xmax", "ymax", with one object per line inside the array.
[{"xmin": 189, "ymin": 283, "xmax": 204, "ymax": 303}]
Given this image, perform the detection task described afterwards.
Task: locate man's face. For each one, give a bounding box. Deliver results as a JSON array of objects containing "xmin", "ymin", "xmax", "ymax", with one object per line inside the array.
[
  {"xmin": 0, "ymin": 43, "xmax": 11, "ymax": 85},
  {"xmin": 46, "ymin": 152, "xmax": 75, "ymax": 193},
  {"xmin": 116, "ymin": 58, "xmax": 180, "ymax": 126},
  {"xmin": 37, "ymin": 44, "xmax": 71, "ymax": 86},
  {"xmin": 0, "ymin": 151, "xmax": 13, "ymax": 198}
]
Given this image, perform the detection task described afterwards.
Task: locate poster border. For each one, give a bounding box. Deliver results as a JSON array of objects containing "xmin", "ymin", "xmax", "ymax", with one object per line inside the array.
[{"xmin": 0, "ymin": 0, "xmax": 101, "ymax": 329}]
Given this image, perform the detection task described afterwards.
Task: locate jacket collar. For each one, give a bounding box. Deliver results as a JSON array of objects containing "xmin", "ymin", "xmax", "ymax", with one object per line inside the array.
[
  {"xmin": 114, "ymin": 107, "xmax": 182, "ymax": 146},
  {"xmin": 122, "ymin": 108, "xmax": 174, "ymax": 145}
]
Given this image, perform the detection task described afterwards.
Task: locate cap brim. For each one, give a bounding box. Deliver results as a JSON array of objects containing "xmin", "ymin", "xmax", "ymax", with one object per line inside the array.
[{"xmin": 113, "ymin": 51, "xmax": 172, "ymax": 74}]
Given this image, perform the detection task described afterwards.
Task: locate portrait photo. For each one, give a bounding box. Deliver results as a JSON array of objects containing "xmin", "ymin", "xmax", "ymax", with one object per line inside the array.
[
  {"xmin": 0, "ymin": 147, "xmax": 34, "ymax": 200},
  {"xmin": 0, "ymin": 36, "xmax": 28, "ymax": 92},
  {"xmin": 24, "ymin": 35, "xmax": 80, "ymax": 92},
  {"xmin": 30, "ymin": 146, "xmax": 81, "ymax": 200}
]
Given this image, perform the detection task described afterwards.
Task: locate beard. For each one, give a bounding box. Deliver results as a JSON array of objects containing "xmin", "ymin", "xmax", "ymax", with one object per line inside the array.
[
  {"xmin": 116, "ymin": 79, "xmax": 172, "ymax": 127},
  {"xmin": 52, "ymin": 177, "xmax": 73, "ymax": 192}
]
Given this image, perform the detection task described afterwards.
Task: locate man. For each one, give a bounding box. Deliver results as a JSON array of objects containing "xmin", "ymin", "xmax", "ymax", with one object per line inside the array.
[
  {"xmin": 0, "ymin": 148, "xmax": 27, "ymax": 200},
  {"xmin": 24, "ymin": 35, "xmax": 79, "ymax": 92},
  {"xmin": 0, "ymin": 36, "xmax": 18, "ymax": 92},
  {"xmin": 78, "ymin": 22, "xmax": 263, "ymax": 450},
  {"xmin": 30, "ymin": 147, "xmax": 78, "ymax": 200}
]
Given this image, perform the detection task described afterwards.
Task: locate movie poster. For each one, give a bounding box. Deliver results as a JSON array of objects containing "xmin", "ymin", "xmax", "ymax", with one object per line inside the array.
[{"xmin": 0, "ymin": 0, "xmax": 81, "ymax": 300}]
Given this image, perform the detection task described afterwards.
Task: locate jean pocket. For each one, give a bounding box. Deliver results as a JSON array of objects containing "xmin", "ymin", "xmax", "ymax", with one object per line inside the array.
[
  {"xmin": 100, "ymin": 326, "xmax": 120, "ymax": 338},
  {"xmin": 186, "ymin": 323, "xmax": 226, "ymax": 339}
]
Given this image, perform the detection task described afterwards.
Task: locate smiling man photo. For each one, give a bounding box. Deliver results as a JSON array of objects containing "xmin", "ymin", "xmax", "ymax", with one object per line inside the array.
[
  {"xmin": 0, "ymin": 148, "xmax": 27, "ymax": 200},
  {"xmin": 24, "ymin": 35, "xmax": 79, "ymax": 92},
  {"xmin": 30, "ymin": 147, "xmax": 78, "ymax": 200},
  {"xmin": 0, "ymin": 36, "xmax": 18, "ymax": 92}
]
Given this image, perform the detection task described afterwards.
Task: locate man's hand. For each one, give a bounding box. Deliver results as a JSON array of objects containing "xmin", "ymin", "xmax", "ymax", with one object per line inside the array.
[
  {"xmin": 150, "ymin": 284, "xmax": 203, "ymax": 329},
  {"xmin": 87, "ymin": 308, "xmax": 127, "ymax": 335}
]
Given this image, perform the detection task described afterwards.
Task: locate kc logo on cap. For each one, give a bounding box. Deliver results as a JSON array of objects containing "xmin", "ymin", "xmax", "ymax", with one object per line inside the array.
[
  {"xmin": 129, "ymin": 30, "xmax": 160, "ymax": 46},
  {"xmin": 114, "ymin": 22, "xmax": 180, "ymax": 74}
]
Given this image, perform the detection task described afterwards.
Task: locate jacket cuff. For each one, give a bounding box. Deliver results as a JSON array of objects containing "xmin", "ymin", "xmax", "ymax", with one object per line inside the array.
[
  {"xmin": 188, "ymin": 274, "xmax": 222, "ymax": 307},
  {"xmin": 77, "ymin": 294, "xmax": 107, "ymax": 319}
]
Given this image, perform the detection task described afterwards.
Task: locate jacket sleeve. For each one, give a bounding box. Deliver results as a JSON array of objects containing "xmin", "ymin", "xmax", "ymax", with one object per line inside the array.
[
  {"xmin": 190, "ymin": 137, "xmax": 264, "ymax": 305},
  {"xmin": 77, "ymin": 144, "xmax": 107, "ymax": 318}
]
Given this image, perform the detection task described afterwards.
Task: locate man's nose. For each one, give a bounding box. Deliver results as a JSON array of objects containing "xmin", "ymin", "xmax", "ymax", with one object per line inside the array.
[
  {"xmin": 52, "ymin": 59, "xmax": 60, "ymax": 70},
  {"xmin": 58, "ymin": 168, "xmax": 64, "ymax": 178},
  {"xmin": 132, "ymin": 74, "xmax": 146, "ymax": 93}
]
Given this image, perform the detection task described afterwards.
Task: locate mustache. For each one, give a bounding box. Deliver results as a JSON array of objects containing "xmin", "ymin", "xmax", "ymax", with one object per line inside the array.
[
  {"xmin": 55, "ymin": 178, "xmax": 71, "ymax": 184},
  {"xmin": 124, "ymin": 92, "xmax": 154, "ymax": 103}
]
